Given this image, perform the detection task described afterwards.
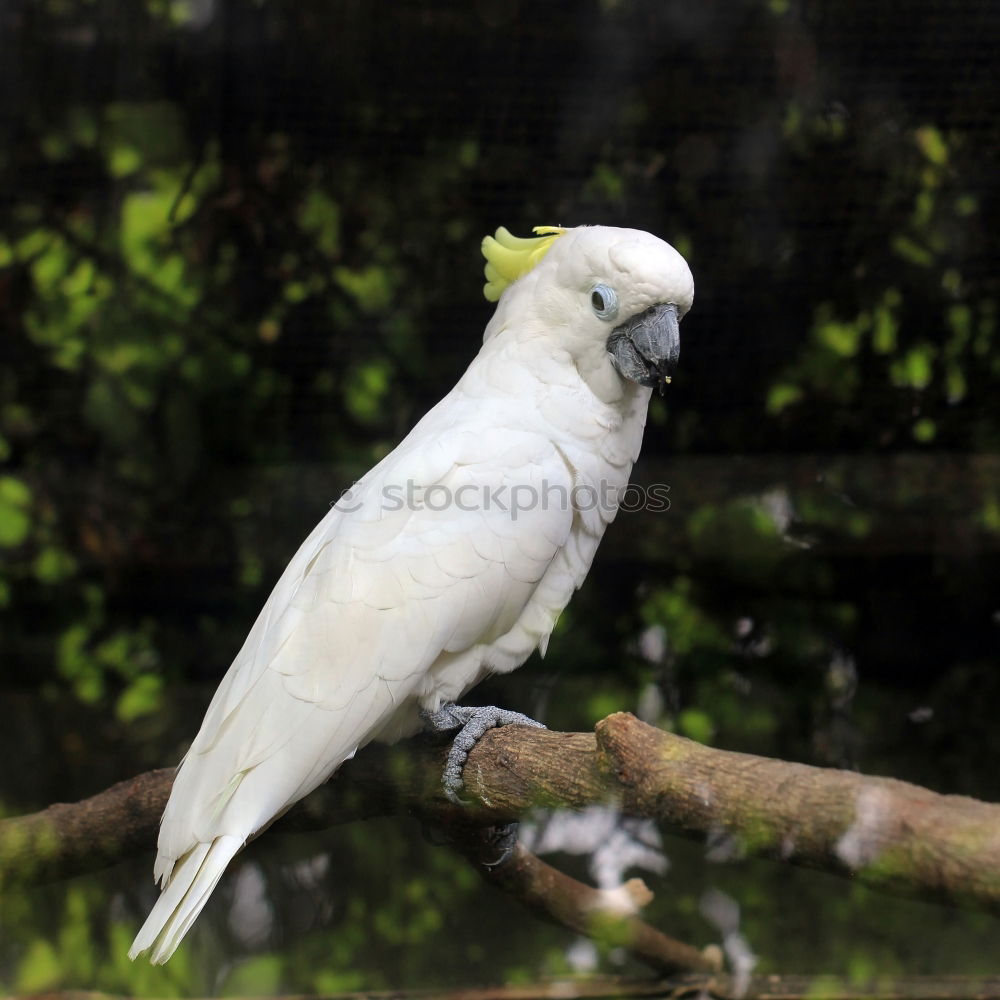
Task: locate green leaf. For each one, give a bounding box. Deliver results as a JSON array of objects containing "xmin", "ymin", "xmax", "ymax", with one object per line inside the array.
[
  {"xmin": 766, "ymin": 382, "xmax": 803, "ymax": 414},
  {"xmin": 314, "ymin": 970, "xmax": 367, "ymax": 994},
  {"xmin": 33, "ymin": 546, "xmax": 78, "ymax": 583},
  {"xmin": 945, "ymin": 365, "xmax": 966, "ymax": 403},
  {"xmin": 16, "ymin": 939, "xmax": 61, "ymax": 992},
  {"xmin": 298, "ymin": 189, "xmax": 341, "ymax": 257},
  {"xmin": 344, "ymin": 359, "xmax": 393, "ymax": 424},
  {"xmin": 221, "ymin": 955, "xmax": 284, "ymax": 996},
  {"xmin": 30, "ymin": 236, "xmax": 71, "ymax": 292},
  {"xmin": 914, "ymin": 125, "xmax": 948, "ymax": 166},
  {"xmin": 334, "ymin": 265, "xmax": 394, "ymax": 313},
  {"xmin": 0, "ymin": 476, "xmax": 32, "ymax": 547},
  {"xmin": 891, "ymin": 345, "xmax": 934, "ymax": 390},
  {"xmin": 116, "ymin": 673, "xmax": 165, "ymax": 722},
  {"xmin": 678, "ymin": 707, "xmax": 715, "ymax": 744},
  {"xmin": 586, "ymin": 691, "xmax": 627, "ymax": 723},
  {"xmin": 109, "ymin": 143, "xmax": 142, "ymax": 177},
  {"xmin": 816, "ymin": 318, "xmax": 862, "ymax": 357},
  {"xmin": 57, "ymin": 887, "xmax": 95, "ymax": 982},
  {"xmin": 587, "ymin": 162, "xmax": 625, "ymax": 203},
  {"xmin": 871, "ymin": 301, "xmax": 898, "ymax": 354},
  {"xmin": 891, "ymin": 235, "xmax": 934, "ymax": 268}
]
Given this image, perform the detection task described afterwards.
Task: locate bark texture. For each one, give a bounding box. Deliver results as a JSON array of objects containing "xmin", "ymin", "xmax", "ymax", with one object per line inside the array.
[{"xmin": 3, "ymin": 713, "xmax": 999, "ymax": 923}]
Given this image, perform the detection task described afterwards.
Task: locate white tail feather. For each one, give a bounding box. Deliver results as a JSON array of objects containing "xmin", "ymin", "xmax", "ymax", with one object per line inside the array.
[{"xmin": 129, "ymin": 835, "xmax": 242, "ymax": 965}]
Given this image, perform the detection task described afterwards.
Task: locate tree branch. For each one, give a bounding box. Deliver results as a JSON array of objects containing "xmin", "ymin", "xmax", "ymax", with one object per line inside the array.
[
  {"xmin": 436, "ymin": 817, "xmax": 717, "ymax": 974},
  {"xmin": 3, "ymin": 713, "xmax": 999, "ymax": 923},
  {"xmin": 19, "ymin": 974, "xmax": 1000, "ymax": 1000}
]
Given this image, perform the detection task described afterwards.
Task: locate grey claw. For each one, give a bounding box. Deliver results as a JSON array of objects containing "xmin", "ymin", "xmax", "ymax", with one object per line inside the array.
[
  {"xmin": 421, "ymin": 703, "xmax": 545, "ymax": 803},
  {"xmin": 482, "ymin": 822, "xmax": 519, "ymax": 868}
]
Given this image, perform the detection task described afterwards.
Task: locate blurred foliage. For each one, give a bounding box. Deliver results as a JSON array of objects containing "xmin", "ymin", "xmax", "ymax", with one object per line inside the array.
[{"xmin": 1, "ymin": 0, "xmax": 999, "ymax": 992}]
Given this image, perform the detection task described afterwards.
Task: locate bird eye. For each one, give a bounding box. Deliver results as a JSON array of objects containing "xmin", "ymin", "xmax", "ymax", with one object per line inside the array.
[{"xmin": 590, "ymin": 284, "xmax": 619, "ymax": 321}]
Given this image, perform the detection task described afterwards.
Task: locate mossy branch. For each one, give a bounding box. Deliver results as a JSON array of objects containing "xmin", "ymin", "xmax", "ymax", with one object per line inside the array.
[{"xmin": 2, "ymin": 711, "xmax": 999, "ymax": 969}]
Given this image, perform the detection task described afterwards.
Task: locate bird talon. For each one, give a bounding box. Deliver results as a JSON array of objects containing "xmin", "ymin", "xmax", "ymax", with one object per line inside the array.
[
  {"xmin": 423, "ymin": 703, "xmax": 545, "ymax": 802},
  {"xmin": 482, "ymin": 822, "xmax": 519, "ymax": 868}
]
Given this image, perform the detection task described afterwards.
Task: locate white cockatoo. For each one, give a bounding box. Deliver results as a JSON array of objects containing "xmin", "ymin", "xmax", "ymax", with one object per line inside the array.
[{"xmin": 130, "ymin": 223, "xmax": 694, "ymax": 964}]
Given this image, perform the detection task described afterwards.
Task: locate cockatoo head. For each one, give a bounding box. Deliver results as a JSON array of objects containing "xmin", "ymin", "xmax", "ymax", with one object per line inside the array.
[{"xmin": 482, "ymin": 225, "xmax": 694, "ymax": 403}]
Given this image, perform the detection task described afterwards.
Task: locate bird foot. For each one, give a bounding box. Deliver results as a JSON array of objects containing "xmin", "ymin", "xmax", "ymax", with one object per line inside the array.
[
  {"xmin": 421, "ymin": 703, "xmax": 546, "ymax": 804},
  {"xmin": 482, "ymin": 821, "xmax": 520, "ymax": 868}
]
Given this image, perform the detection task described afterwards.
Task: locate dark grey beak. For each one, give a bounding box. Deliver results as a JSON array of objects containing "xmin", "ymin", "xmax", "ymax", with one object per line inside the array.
[{"xmin": 607, "ymin": 303, "xmax": 681, "ymax": 396}]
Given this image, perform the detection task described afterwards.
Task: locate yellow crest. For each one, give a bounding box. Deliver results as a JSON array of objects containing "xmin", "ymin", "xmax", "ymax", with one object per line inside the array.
[{"xmin": 481, "ymin": 225, "xmax": 567, "ymax": 302}]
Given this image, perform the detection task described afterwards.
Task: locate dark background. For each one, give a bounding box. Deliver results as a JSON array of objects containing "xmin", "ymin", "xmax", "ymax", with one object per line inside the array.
[{"xmin": 1, "ymin": 0, "xmax": 998, "ymax": 992}]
